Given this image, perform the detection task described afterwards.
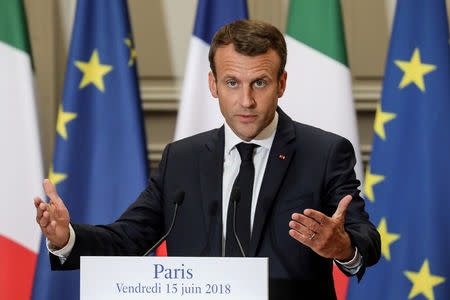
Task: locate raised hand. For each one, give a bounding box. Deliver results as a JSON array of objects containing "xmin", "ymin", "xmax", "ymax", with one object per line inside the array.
[
  {"xmin": 289, "ymin": 195, "xmax": 355, "ymax": 261},
  {"xmin": 34, "ymin": 179, "xmax": 70, "ymax": 248}
]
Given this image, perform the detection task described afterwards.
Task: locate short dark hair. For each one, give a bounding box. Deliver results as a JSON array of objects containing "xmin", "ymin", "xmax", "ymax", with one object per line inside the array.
[{"xmin": 209, "ymin": 20, "xmax": 287, "ymax": 79}]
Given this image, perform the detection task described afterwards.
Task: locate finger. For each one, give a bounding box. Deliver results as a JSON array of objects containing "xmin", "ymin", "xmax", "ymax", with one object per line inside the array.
[
  {"xmin": 289, "ymin": 229, "xmax": 313, "ymax": 247},
  {"xmin": 43, "ymin": 179, "xmax": 63, "ymax": 206},
  {"xmin": 34, "ymin": 196, "xmax": 44, "ymax": 208},
  {"xmin": 291, "ymin": 213, "xmax": 321, "ymax": 233},
  {"xmin": 45, "ymin": 220, "xmax": 57, "ymax": 235},
  {"xmin": 289, "ymin": 220, "xmax": 315, "ymax": 237},
  {"xmin": 40, "ymin": 210, "xmax": 50, "ymax": 227},
  {"xmin": 303, "ymin": 209, "xmax": 329, "ymax": 225},
  {"xmin": 332, "ymin": 195, "xmax": 352, "ymax": 220},
  {"xmin": 36, "ymin": 202, "xmax": 48, "ymax": 220}
]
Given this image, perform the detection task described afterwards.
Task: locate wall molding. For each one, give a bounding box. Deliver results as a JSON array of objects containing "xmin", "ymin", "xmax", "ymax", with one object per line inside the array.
[
  {"xmin": 353, "ymin": 79, "xmax": 382, "ymax": 111},
  {"xmin": 140, "ymin": 79, "xmax": 181, "ymax": 111},
  {"xmin": 148, "ymin": 143, "xmax": 166, "ymax": 169},
  {"xmin": 361, "ymin": 143, "xmax": 372, "ymax": 165}
]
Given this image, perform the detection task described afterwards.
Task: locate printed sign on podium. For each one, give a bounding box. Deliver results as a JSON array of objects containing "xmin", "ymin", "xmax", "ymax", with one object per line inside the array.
[{"xmin": 80, "ymin": 256, "xmax": 268, "ymax": 299}]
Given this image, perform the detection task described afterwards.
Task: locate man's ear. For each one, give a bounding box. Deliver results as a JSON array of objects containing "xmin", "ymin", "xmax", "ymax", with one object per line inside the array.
[
  {"xmin": 277, "ymin": 71, "xmax": 287, "ymax": 98},
  {"xmin": 208, "ymin": 71, "xmax": 218, "ymax": 98}
]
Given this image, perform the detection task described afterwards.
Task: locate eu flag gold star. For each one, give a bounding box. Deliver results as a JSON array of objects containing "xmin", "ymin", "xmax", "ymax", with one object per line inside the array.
[
  {"xmin": 377, "ymin": 218, "xmax": 400, "ymax": 260},
  {"xmin": 48, "ymin": 165, "xmax": 67, "ymax": 186},
  {"xmin": 75, "ymin": 49, "xmax": 113, "ymax": 92},
  {"xmin": 395, "ymin": 48, "xmax": 436, "ymax": 92},
  {"xmin": 56, "ymin": 105, "xmax": 77, "ymax": 140},
  {"xmin": 124, "ymin": 37, "xmax": 137, "ymax": 66},
  {"xmin": 364, "ymin": 166, "xmax": 384, "ymax": 202},
  {"xmin": 404, "ymin": 259, "xmax": 445, "ymax": 300},
  {"xmin": 374, "ymin": 104, "xmax": 396, "ymax": 140}
]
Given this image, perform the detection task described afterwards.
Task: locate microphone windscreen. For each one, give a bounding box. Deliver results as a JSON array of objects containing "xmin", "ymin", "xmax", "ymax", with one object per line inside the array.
[
  {"xmin": 230, "ymin": 186, "xmax": 241, "ymax": 203},
  {"xmin": 174, "ymin": 189, "xmax": 185, "ymax": 205}
]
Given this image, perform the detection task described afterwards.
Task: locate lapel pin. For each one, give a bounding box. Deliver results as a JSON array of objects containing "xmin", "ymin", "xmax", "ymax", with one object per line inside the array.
[{"xmin": 279, "ymin": 155, "xmax": 286, "ymax": 160}]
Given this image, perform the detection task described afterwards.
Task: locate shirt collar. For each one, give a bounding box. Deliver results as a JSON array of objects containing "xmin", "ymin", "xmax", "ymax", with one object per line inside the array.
[{"xmin": 224, "ymin": 112, "xmax": 278, "ymax": 155}]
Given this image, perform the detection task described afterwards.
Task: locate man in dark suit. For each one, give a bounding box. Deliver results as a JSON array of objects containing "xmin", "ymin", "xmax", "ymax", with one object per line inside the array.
[{"xmin": 35, "ymin": 20, "xmax": 380, "ymax": 299}]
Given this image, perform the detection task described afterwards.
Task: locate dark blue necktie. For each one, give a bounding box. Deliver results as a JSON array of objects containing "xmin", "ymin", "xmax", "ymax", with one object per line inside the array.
[{"xmin": 225, "ymin": 142, "xmax": 258, "ymax": 256}]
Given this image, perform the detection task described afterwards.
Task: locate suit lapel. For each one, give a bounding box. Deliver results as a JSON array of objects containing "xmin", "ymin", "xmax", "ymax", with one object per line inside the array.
[
  {"xmin": 199, "ymin": 127, "xmax": 224, "ymax": 256},
  {"xmin": 249, "ymin": 109, "xmax": 296, "ymax": 256}
]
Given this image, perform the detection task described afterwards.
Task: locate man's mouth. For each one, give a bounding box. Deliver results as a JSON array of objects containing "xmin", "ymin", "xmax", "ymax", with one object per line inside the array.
[{"xmin": 236, "ymin": 114, "xmax": 257, "ymax": 123}]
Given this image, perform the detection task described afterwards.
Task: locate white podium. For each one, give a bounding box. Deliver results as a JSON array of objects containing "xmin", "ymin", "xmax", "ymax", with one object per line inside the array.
[{"xmin": 80, "ymin": 256, "xmax": 268, "ymax": 299}]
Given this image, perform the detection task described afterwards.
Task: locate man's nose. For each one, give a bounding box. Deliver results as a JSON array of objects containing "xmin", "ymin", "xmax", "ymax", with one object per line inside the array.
[{"xmin": 240, "ymin": 85, "xmax": 256, "ymax": 108}]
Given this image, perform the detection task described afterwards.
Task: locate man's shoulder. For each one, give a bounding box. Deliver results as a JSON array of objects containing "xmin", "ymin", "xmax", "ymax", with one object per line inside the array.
[
  {"xmin": 169, "ymin": 127, "xmax": 223, "ymax": 152},
  {"xmin": 292, "ymin": 120, "xmax": 347, "ymax": 145},
  {"xmin": 283, "ymin": 119, "xmax": 355, "ymax": 156},
  {"xmin": 278, "ymin": 108, "xmax": 348, "ymax": 146}
]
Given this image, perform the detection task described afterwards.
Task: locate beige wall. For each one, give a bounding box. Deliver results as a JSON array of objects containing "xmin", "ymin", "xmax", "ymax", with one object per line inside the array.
[{"xmin": 24, "ymin": 0, "xmax": 449, "ymax": 171}]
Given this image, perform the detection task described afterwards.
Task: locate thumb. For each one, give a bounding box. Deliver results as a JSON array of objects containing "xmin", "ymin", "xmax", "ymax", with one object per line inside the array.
[
  {"xmin": 43, "ymin": 179, "xmax": 64, "ymax": 206},
  {"xmin": 332, "ymin": 195, "xmax": 352, "ymax": 220}
]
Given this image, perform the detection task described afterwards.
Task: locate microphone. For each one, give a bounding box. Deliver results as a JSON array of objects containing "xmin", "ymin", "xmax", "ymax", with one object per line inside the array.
[
  {"xmin": 230, "ymin": 186, "xmax": 246, "ymax": 257},
  {"xmin": 143, "ymin": 190, "xmax": 185, "ymax": 256}
]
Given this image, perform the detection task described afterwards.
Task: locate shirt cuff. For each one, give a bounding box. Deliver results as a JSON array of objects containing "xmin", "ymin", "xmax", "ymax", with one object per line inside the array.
[
  {"xmin": 334, "ymin": 246, "xmax": 363, "ymax": 275},
  {"xmin": 46, "ymin": 223, "xmax": 76, "ymax": 260}
]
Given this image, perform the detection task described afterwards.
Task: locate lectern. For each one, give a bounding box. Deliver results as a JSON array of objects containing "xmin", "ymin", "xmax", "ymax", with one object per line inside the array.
[{"xmin": 80, "ymin": 256, "xmax": 268, "ymax": 299}]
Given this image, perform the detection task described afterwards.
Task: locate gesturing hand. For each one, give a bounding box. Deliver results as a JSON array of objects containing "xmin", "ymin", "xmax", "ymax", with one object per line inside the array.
[
  {"xmin": 289, "ymin": 195, "xmax": 355, "ymax": 261},
  {"xmin": 34, "ymin": 179, "xmax": 70, "ymax": 248}
]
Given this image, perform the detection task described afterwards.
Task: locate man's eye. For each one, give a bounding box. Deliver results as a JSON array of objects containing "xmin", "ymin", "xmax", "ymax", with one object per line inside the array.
[
  {"xmin": 254, "ymin": 80, "xmax": 265, "ymax": 87},
  {"xmin": 227, "ymin": 81, "xmax": 238, "ymax": 87}
]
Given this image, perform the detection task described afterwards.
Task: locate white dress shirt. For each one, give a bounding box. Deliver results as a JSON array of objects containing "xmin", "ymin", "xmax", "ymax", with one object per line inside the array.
[{"xmin": 222, "ymin": 112, "xmax": 278, "ymax": 239}]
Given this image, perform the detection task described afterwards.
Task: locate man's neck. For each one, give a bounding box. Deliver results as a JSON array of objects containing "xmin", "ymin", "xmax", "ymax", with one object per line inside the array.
[{"xmin": 224, "ymin": 112, "xmax": 278, "ymax": 153}]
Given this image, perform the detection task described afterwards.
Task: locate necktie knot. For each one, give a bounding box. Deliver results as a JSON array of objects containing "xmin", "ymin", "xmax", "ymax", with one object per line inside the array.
[{"xmin": 236, "ymin": 143, "xmax": 258, "ymax": 162}]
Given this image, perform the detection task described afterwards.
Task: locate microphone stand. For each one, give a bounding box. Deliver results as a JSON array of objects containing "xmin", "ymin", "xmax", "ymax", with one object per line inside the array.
[
  {"xmin": 231, "ymin": 186, "xmax": 246, "ymax": 257},
  {"xmin": 143, "ymin": 190, "xmax": 184, "ymax": 256}
]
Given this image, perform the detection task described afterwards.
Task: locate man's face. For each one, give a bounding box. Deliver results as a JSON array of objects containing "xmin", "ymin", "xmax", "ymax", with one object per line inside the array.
[{"xmin": 209, "ymin": 44, "xmax": 287, "ymax": 141}]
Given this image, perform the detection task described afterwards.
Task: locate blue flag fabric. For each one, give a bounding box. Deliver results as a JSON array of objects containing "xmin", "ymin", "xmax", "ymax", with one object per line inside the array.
[
  {"xmin": 31, "ymin": 1, "xmax": 148, "ymax": 299},
  {"xmin": 193, "ymin": 0, "xmax": 248, "ymax": 44},
  {"xmin": 347, "ymin": 0, "xmax": 450, "ymax": 299}
]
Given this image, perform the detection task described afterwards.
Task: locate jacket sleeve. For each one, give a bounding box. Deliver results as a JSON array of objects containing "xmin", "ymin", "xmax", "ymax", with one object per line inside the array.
[
  {"xmin": 50, "ymin": 144, "xmax": 172, "ymax": 270},
  {"xmin": 322, "ymin": 137, "xmax": 381, "ymax": 281}
]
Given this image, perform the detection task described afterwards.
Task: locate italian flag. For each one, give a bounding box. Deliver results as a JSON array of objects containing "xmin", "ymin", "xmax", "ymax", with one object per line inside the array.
[
  {"xmin": 0, "ymin": 1, "xmax": 44, "ymax": 299},
  {"xmin": 281, "ymin": 1, "xmax": 363, "ymax": 299}
]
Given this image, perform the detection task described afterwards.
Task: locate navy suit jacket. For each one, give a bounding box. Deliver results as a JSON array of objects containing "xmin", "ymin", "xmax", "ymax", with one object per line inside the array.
[{"xmin": 51, "ymin": 108, "xmax": 380, "ymax": 299}]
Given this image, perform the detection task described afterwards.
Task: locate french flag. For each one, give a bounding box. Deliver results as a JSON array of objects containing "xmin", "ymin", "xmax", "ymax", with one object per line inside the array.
[{"xmin": 174, "ymin": 0, "xmax": 248, "ymax": 141}]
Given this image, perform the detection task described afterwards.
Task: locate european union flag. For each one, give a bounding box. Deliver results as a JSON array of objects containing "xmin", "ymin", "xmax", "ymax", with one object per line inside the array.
[
  {"xmin": 31, "ymin": 1, "xmax": 148, "ymax": 299},
  {"xmin": 347, "ymin": 0, "xmax": 450, "ymax": 299}
]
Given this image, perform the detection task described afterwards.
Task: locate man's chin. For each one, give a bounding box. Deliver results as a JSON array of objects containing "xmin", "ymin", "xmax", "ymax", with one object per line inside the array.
[{"xmin": 234, "ymin": 128, "xmax": 259, "ymax": 142}]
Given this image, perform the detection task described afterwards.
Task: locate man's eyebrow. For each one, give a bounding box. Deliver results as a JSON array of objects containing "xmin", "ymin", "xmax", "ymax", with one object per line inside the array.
[
  {"xmin": 220, "ymin": 74, "xmax": 272, "ymax": 81},
  {"xmin": 252, "ymin": 74, "xmax": 272, "ymax": 81},
  {"xmin": 221, "ymin": 74, "xmax": 239, "ymax": 81},
  {"xmin": 222, "ymin": 75, "xmax": 238, "ymax": 80}
]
